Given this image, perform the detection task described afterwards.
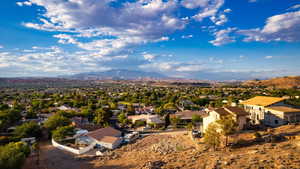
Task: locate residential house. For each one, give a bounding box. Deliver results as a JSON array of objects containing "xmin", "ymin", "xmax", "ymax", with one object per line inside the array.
[
  {"xmin": 202, "ymin": 107, "xmax": 249, "ymax": 132},
  {"xmin": 263, "ymin": 106, "xmax": 300, "ymax": 127},
  {"xmin": 85, "ymin": 127, "xmax": 122, "ymax": 149},
  {"xmin": 241, "ymin": 96, "xmax": 290, "ymax": 125},
  {"xmin": 171, "ymin": 110, "xmax": 207, "ymax": 123},
  {"xmin": 128, "ymin": 114, "xmax": 164, "ymax": 125},
  {"xmin": 134, "ymin": 106, "xmax": 155, "ymax": 114},
  {"xmin": 57, "ymin": 105, "xmax": 78, "ymax": 112}
]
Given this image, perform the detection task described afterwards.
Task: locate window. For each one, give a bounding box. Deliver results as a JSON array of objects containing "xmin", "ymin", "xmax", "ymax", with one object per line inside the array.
[{"xmin": 274, "ymin": 120, "xmax": 278, "ymax": 124}]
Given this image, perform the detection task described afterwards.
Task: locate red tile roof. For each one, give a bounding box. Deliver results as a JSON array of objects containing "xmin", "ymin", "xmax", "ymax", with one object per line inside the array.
[
  {"xmin": 215, "ymin": 108, "xmax": 230, "ymax": 116},
  {"xmin": 225, "ymin": 106, "xmax": 249, "ymax": 116}
]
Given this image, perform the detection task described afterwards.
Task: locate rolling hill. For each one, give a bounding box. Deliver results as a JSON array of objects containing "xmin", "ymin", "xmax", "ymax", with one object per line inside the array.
[{"xmin": 243, "ymin": 76, "xmax": 300, "ymax": 89}]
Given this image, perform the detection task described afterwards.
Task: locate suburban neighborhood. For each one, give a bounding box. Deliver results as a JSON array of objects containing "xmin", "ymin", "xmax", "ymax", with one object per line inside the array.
[
  {"xmin": 1, "ymin": 0, "xmax": 300, "ymax": 168},
  {"xmin": 1, "ymin": 79, "xmax": 300, "ymax": 169}
]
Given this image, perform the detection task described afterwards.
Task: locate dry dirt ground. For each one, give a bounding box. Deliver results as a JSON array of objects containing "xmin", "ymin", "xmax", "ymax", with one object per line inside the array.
[{"xmin": 24, "ymin": 125, "xmax": 300, "ymax": 169}]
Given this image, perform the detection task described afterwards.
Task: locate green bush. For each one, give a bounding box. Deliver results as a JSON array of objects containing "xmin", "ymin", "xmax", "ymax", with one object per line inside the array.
[
  {"xmin": 0, "ymin": 142, "xmax": 30, "ymax": 169},
  {"xmin": 52, "ymin": 126, "xmax": 75, "ymax": 141},
  {"xmin": 134, "ymin": 120, "xmax": 146, "ymax": 127},
  {"xmin": 44, "ymin": 114, "xmax": 71, "ymax": 131},
  {"xmin": 13, "ymin": 121, "xmax": 41, "ymax": 139}
]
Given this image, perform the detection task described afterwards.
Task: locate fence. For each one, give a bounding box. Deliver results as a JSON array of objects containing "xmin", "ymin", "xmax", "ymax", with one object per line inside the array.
[{"xmin": 51, "ymin": 139, "xmax": 96, "ymax": 155}]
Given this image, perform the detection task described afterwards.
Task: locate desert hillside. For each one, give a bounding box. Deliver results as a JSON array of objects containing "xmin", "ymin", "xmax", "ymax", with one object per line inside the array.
[
  {"xmin": 243, "ymin": 76, "xmax": 300, "ymax": 89},
  {"xmin": 24, "ymin": 125, "xmax": 300, "ymax": 169}
]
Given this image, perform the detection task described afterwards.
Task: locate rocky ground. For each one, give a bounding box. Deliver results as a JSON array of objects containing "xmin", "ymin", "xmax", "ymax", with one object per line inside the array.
[{"xmin": 24, "ymin": 125, "xmax": 300, "ymax": 169}]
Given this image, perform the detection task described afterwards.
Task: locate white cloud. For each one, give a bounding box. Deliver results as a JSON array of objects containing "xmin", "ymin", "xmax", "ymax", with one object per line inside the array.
[
  {"xmin": 19, "ymin": 0, "xmax": 191, "ymax": 59},
  {"xmin": 224, "ymin": 8, "xmax": 231, "ymax": 13},
  {"xmin": 142, "ymin": 52, "xmax": 156, "ymax": 61},
  {"xmin": 192, "ymin": 0, "xmax": 225, "ymax": 22},
  {"xmin": 182, "ymin": 0, "xmax": 228, "ymax": 26},
  {"xmin": 265, "ymin": 55, "xmax": 273, "ymax": 59},
  {"xmin": 139, "ymin": 62, "xmax": 179, "ymax": 71},
  {"xmin": 209, "ymin": 28, "xmax": 236, "ymax": 46},
  {"xmin": 288, "ymin": 4, "xmax": 300, "ymax": 10},
  {"xmin": 0, "ymin": 45, "xmax": 3, "ymax": 49},
  {"xmin": 210, "ymin": 14, "xmax": 228, "ymax": 25},
  {"xmin": 181, "ymin": 0, "xmax": 210, "ymax": 9},
  {"xmin": 16, "ymin": 1, "xmax": 32, "ymax": 6},
  {"xmin": 0, "ymin": 46, "xmax": 133, "ymax": 77},
  {"xmin": 181, "ymin": 35, "xmax": 193, "ymax": 39},
  {"xmin": 176, "ymin": 65, "xmax": 205, "ymax": 72},
  {"xmin": 239, "ymin": 11, "xmax": 300, "ymax": 42}
]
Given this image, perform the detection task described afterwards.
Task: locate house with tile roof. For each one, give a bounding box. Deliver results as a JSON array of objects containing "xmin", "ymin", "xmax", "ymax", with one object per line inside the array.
[
  {"xmin": 263, "ymin": 106, "xmax": 300, "ymax": 127},
  {"xmin": 241, "ymin": 96, "xmax": 300, "ymax": 126},
  {"xmin": 202, "ymin": 107, "xmax": 249, "ymax": 132},
  {"xmin": 241, "ymin": 96, "xmax": 287, "ymax": 125}
]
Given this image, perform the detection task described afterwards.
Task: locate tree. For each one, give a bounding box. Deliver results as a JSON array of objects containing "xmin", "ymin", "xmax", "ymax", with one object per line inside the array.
[
  {"xmin": 134, "ymin": 120, "xmax": 146, "ymax": 127},
  {"xmin": 186, "ymin": 122, "xmax": 194, "ymax": 131},
  {"xmin": 216, "ymin": 115, "xmax": 237, "ymax": 146},
  {"xmin": 0, "ymin": 109, "xmax": 22, "ymax": 131},
  {"xmin": 80, "ymin": 107, "xmax": 94, "ymax": 121},
  {"xmin": 191, "ymin": 114, "xmax": 202, "ymax": 124},
  {"xmin": 163, "ymin": 102, "xmax": 177, "ymax": 110},
  {"xmin": 52, "ymin": 126, "xmax": 75, "ymax": 141},
  {"xmin": 193, "ymin": 98, "xmax": 210, "ymax": 106},
  {"xmin": 43, "ymin": 114, "xmax": 71, "ymax": 131},
  {"xmin": 126, "ymin": 104, "xmax": 135, "ymax": 115},
  {"xmin": 0, "ymin": 142, "xmax": 30, "ymax": 169},
  {"xmin": 25, "ymin": 110, "xmax": 38, "ymax": 119},
  {"xmin": 13, "ymin": 122, "xmax": 41, "ymax": 139},
  {"xmin": 117, "ymin": 112, "xmax": 128, "ymax": 127},
  {"xmin": 109, "ymin": 102, "xmax": 117, "ymax": 110},
  {"xmin": 170, "ymin": 116, "xmax": 181, "ymax": 128},
  {"xmin": 203, "ymin": 123, "xmax": 221, "ymax": 151},
  {"xmin": 93, "ymin": 108, "xmax": 111, "ymax": 126},
  {"xmin": 155, "ymin": 106, "xmax": 165, "ymax": 116}
]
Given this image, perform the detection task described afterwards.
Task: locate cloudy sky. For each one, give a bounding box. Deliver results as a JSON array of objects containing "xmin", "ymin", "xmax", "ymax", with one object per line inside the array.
[{"xmin": 0, "ymin": 0, "xmax": 300, "ymax": 80}]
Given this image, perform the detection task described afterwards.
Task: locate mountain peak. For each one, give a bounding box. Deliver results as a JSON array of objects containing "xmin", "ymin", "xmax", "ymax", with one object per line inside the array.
[{"xmin": 67, "ymin": 69, "xmax": 167, "ymax": 80}]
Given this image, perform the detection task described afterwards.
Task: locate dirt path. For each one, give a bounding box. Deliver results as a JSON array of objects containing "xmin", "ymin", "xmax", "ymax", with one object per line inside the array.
[{"xmin": 36, "ymin": 141, "xmax": 95, "ymax": 169}]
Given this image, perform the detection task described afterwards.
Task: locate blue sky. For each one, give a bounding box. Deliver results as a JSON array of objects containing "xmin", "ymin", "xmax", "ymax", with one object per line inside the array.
[{"xmin": 0, "ymin": 0, "xmax": 300, "ymax": 80}]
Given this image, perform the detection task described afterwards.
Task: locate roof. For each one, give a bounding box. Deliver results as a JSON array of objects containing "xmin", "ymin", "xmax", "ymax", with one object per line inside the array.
[
  {"xmin": 86, "ymin": 127, "xmax": 121, "ymax": 142},
  {"xmin": 241, "ymin": 96, "xmax": 285, "ymax": 107},
  {"xmin": 99, "ymin": 136, "xmax": 121, "ymax": 144},
  {"xmin": 266, "ymin": 106, "xmax": 300, "ymax": 113},
  {"xmin": 214, "ymin": 108, "xmax": 230, "ymax": 116},
  {"xmin": 174, "ymin": 110, "xmax": 207, "ymax": 119},
  {"xmin": 128, "ymin": 114, "xmax": 149, "ymax": 120},
  {"xmin": 225, "ymin": 106, "xmax": 249, "ymax": 116}
]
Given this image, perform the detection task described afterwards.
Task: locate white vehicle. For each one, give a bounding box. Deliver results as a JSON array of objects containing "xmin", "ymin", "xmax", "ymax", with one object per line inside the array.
[{"xmin": 124, "ymin": 132, "xmax": 139, "ymax": 143}]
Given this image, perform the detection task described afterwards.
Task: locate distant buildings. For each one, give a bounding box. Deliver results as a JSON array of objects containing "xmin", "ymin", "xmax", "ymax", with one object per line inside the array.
[{"xmin": 128, "ymin": 114, "xmax": 164, "ymax": 125}]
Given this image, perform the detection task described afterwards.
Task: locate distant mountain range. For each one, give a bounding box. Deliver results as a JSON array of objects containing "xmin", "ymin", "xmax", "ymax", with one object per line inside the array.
[{"xmin": 64, "ymin": 69, "xmax": 168, "ymax": 80}]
